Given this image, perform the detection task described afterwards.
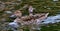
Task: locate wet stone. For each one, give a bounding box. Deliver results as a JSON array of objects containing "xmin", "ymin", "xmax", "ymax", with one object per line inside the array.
[
  {"xmin": 17, "ymin": 0, "xmax": 21, "ymax": 1},
  {"xmin": 53, "ymin": 0, "xmax": 59, "ymax": 2},
  {"xmin": 44, "ymin": 6, "xmax": 47, "ymax": 8},
  {"xmin": 5, "ymin": 11, "xmax": 12, "ymax": 14},
  {"xmin": 47, "ymin": 8, "xmax": 51, "ymax": 10}
]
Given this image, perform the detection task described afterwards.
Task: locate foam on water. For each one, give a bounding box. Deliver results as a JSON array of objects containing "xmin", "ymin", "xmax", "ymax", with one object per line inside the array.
[
  {"xmin": 42, "ymin": 15, "xmax": 60, "ymax": 24},
  {"xmin": 9, "ymin": 22, "xmax": 19, "ymax": 28}
]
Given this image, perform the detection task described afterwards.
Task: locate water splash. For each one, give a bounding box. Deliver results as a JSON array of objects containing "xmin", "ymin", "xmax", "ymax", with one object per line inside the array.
[
  {"xmin": 9, "ymin": 22, "xmax": 19, "ymax": 28},
  {"xmin": 42, "ymin": 15, "xmax": 60, "ymax": 24},
  {"xmin": 8, "ymin": 14, "xmax": 60, "ymax": 31}
]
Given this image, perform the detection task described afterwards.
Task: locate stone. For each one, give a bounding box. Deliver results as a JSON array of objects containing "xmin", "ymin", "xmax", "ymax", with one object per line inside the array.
[
  {"xmin": 5, "ymin": 11, "xmax": 12, "ymax": 14},
  {"xmin": 47, "ymin": 8, "xmax": 51, "ymax": 10},
  {"xmin": 44, "ymin": 6, "xmax": 47, "ymax": 8},
  {"xmin": 53, "ymin": 0, "xmax": 59, "ymax": 1},
  {"xmin": 0, "ymin": 2, "xmax": 5, "ymax": 10},
  {"xmin": 1, "ymin": 18, "xmax": 6, "ymax": 22},
  {"xmin": 17, "ymin": 0, "xmax": 21, "ymax": 1}
]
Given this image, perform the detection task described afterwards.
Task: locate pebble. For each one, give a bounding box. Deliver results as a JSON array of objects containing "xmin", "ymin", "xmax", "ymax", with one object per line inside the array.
[
  {"xmin": 44, "ymin": 6, "xmax": 47, "ymax": 8},
  {"xmin": 0, "ymin": 3, "xmax": 5, "ymax": 10},
  {"xmin": 17, "ymin": 0, "xmax": 21, "ymax": 1},
  {"xmin": 53, "ymin": 0, "xmax": 59, "ymax": 1},
  {"xmin": 47, "ymin": 8, "xmax": 51, "ymax": 10},
  {"xmin": 5, "ymin": 11, "xmax": 12, "ymax": 14},
  {"xmin": 1, "ymin": 18, "xmax": 6, "ymax": 21}
]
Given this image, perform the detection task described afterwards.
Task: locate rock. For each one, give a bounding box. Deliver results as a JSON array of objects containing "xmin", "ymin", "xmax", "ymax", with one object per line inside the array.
[
  {"xmin": 17, "ymin": 0, "xmax": 21, "ymax": 1},
  {"xmin": 5, "ymin": 11, "xmax": 12, "ymax": 14},
  {"xmin": 11, "ymin": 2, "xmax": 16, "ymax": 5},
  {"xmin": 53, "ymin": 0, "xmax": 59, "ymax": 2},
  {"xmin": 47, "ymin": 8, "xmax": 51, "ymax": 10},
  {"xmin": 1, "ymin": 18, "xmax": 6, "ymax": 22},
  {"xmin": 32, "ymin": 27, "xmax": 41, "ymax": 30},
  {"xmin": 44, "ymin": 6, "xmax": 47, "ymax": 8},
  {"xmin": 0, "ymin": 2, "xmax": 5, "ymax": 11}
]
